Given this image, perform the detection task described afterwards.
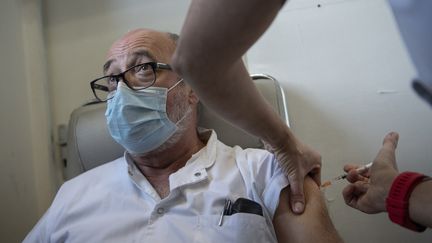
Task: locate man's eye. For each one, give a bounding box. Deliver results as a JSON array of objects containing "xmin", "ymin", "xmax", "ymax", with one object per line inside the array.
[
  {"xmin": 136, "ymin": 64, "xmax": 151, "ymax": 73},
  {"xmin": 107, "ymin": 77, "xmax": 117, "ymax": 83}
]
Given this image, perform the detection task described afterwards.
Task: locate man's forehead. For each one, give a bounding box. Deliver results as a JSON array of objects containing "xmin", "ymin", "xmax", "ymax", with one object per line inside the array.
[
  {"xmin": 103, "ymin": 29, "xmax": 175, "ymax": 73},
  {"xmin": 107, "ymin": 29, "xmax": 172, "ymax": 59}
]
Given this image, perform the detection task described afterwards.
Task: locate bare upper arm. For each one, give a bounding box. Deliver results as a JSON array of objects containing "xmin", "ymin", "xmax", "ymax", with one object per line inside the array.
[{"xmin": 273, "ymin": 177, "xmax": 343, "ymax": 243}]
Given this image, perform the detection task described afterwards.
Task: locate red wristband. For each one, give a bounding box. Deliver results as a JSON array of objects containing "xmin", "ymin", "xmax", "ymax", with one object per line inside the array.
[{"xmin": 386, "ymin": 172, "xmax": 427, "ymax": 232}]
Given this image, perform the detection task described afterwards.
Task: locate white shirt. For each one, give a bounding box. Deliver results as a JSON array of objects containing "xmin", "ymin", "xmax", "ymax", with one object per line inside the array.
[{"xmin": 24, "ymin": 130, "xmax": 288, "ymax": 243}]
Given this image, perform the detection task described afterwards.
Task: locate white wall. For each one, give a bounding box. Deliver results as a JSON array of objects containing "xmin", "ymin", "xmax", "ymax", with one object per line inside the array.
[
  {"xmin": 0, "ymin": 0, "xmax": 58, "ymax": 242},
  {"xmin": 248, "ymin": 0, "xmax": 432, "ymax": 242},
  {"xmin": 3, "ymin": 0, "xmax": 430, "ymax": 242}
]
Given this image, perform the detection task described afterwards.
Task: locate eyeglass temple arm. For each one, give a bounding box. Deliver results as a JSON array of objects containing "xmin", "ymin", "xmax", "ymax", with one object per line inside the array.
[
  {"xmin": 156, "ymin": 63, "xmax": 172, "ymax": 70},
  {"xmin": 93, "ymin": 83, "xmax": 110, "ymax": 92}
]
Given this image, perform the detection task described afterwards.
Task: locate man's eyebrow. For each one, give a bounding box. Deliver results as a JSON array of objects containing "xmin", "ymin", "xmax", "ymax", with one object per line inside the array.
[
  {"xmin": 103, "ymin": 50, "xmax": 156, "ymax": 75},
  {"xmin": 126, "ymin": 50, "xmax": 156, "ymax": 67},
  {"xmin": 103, "ymin": 60, "xmax": 114, "ymax": 74}
]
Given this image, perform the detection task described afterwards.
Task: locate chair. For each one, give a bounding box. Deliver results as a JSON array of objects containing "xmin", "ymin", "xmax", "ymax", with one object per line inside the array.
[{"xmin": 63, "ymin": 74, "xmax": 289, "ymax": 180}]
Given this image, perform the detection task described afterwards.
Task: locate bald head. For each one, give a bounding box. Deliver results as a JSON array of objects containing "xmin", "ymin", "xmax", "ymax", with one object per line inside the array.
[{"xmin": 104, "ymin": 29, "xmax": 178, "ymax": 75}]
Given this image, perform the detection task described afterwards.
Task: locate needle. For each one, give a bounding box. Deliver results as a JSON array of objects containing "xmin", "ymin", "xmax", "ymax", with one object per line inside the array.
[{"xmin": 321, "ymin": 162, "xmax": 373, "ymax": 188}]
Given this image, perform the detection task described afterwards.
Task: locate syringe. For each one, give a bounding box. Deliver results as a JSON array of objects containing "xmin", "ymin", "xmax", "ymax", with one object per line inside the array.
[{"xmin": 321, "ymin": 162, "xmax": 373, "ymax": 188}]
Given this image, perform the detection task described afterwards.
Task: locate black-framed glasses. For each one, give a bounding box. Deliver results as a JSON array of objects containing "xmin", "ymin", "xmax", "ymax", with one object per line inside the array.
[{"xmin": 90, "ymin": 62, "xmax": 172, "ymax": 101}]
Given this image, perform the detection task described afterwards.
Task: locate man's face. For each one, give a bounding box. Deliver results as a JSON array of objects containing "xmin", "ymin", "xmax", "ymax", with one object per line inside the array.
[{"xmin": 104, "ymin": 29, "xmax": 188, "ymax": 123}]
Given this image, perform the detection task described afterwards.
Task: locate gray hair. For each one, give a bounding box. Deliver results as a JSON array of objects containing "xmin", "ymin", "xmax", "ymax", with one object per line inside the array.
[{"xmin": 167, "ymin": 32, "xmax": 179, "ymax": 44}]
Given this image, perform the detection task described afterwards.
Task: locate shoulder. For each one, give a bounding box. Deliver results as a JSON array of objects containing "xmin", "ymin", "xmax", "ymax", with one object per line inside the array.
[
  {"xmin": 62, "ymin": 157, "xmax": 126, "ymax": 191},
  {"xmin": 49, "ymin": 157, "xmax": 127, "ymax": 214},
  {"xmin": 202, "ymin": 128, "xmax": 276, "ymax": 169},
  {"xmin": 231, "ymin": 145, "xmax": 279, "ymax": 179},
  {"xmin": 23, "ymin": 157, "xmax": 128, "ymax": 241},
  {"xmin": 52, "ymin": 157, "xmax": 126, "ymax": 219}
]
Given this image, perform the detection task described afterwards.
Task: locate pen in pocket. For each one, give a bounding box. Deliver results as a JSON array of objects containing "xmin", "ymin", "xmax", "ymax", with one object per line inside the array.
[{"xmin": 218, "ymin": 198, "xmax": 231, "ymax": 226}]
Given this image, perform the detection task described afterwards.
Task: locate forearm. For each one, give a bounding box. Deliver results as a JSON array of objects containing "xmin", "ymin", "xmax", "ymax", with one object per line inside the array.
[
  {"xmin": 172, "ymin": 0, "xmax": 294, "ymax": 148},
  {"xmin": 173, "ymin": 0, "xmax": 285, "ymax": 70},
  {"xmin": 409, "ymin": 180, "xmax": 432, "ymax": 228}
]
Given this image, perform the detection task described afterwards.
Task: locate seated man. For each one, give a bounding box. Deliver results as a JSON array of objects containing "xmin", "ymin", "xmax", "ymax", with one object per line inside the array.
[{"xmin": 24, "ymin": 29, "xmax": 342, "ymax": 243}]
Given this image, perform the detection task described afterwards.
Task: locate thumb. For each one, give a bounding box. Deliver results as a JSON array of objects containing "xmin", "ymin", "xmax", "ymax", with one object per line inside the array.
[
  {"xmin": 374, "ymin": 132, "xmax": 399, "ymax": 170},
  {"xmin": 382, "ymin": 132, "xmax": 399, "ymax": 151},
  {"xmin": 288, "ymin": 176, "xmax": 305, "ymax": 214}
]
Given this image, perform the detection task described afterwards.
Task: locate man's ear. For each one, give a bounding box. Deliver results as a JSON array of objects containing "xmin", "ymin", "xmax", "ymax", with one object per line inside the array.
[{"xmin": 188, "ymin": 89, "xmax": 199, "ymax": 105}]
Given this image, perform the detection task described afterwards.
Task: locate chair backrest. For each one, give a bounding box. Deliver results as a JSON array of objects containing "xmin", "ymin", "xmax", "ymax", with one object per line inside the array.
[{"xmin": 64, "ymin": 74, "xmax": 289, "ymax": 180}]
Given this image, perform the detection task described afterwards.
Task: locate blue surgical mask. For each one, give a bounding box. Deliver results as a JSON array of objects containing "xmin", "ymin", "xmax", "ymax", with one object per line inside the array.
[{"xmin": 106, "ymin": 80, "xmax": 183, "ymax": 155}]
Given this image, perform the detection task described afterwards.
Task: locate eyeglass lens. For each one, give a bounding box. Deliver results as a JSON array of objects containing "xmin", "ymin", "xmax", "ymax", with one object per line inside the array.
[{"xmin": 93, "ymin": 63, "xmax": 156, "ymax": 101}]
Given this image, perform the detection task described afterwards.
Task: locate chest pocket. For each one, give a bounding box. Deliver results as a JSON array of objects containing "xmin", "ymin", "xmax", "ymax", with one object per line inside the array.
[{"xmin": 194, "ymin": 213, "xmax": 276, "ymax": 243}]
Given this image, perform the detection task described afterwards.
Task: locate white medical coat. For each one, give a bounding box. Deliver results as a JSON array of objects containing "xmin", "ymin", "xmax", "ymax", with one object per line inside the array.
[{"xmin": 24, "ymin": 130, "xmax": 288, "ymax": 243}]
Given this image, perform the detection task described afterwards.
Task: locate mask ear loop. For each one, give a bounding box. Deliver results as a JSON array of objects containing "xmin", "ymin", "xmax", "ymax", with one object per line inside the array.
[
  {"xmin": 168, "ymin": 78, "xmax": 184, "ymax": 92},
  {"xmin": 175, "ymin": 106, "xmax": 192, "ymax": 126},
  {"xmin": 167, "ymin": 78, "xmax": 190, "ymax": 127}
]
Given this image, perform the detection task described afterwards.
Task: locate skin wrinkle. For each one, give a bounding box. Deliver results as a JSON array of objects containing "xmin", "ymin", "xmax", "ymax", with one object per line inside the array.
[
  {"xmin": 105, "ymin": 29, "xmax": 177, "ymax": 75},
  {"xmin": 107, "ymin": 30, "xmax": 175, "ymax": 66}
]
